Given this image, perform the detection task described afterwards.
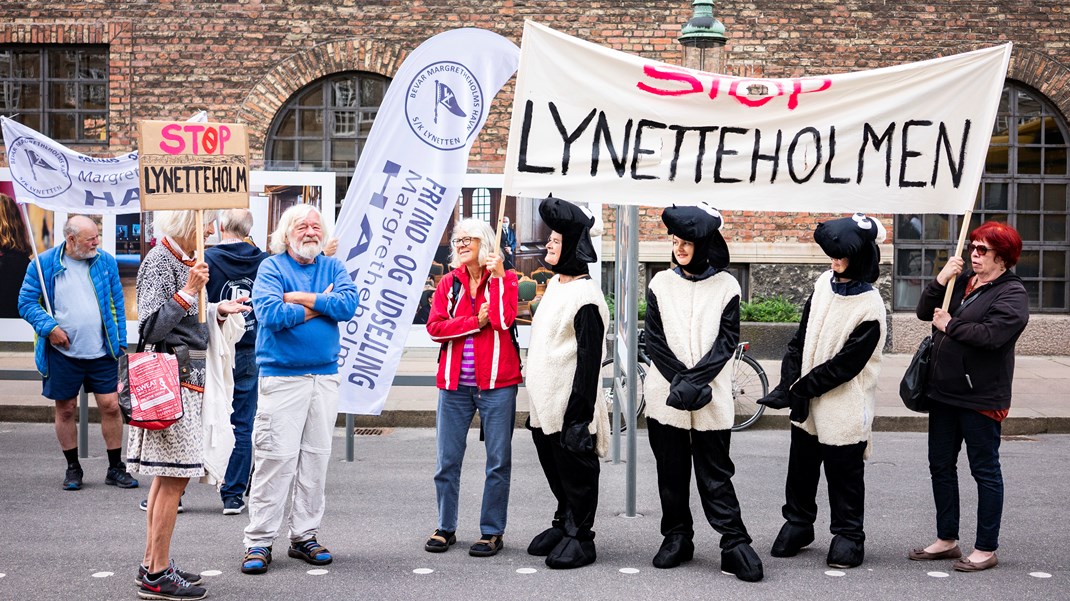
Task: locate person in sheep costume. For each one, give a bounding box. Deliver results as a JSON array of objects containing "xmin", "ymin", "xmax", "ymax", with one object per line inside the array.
[
  {"xmin": 524, "ymin": 197, "xmax": 610, "ymax": 570},
  {"xmin": 642, "ymin": 203, "xmax": 764, "ymax": 582},
  {"xmin": 758, "ymin": 213, "xmax": 887, "ymax": 569}
]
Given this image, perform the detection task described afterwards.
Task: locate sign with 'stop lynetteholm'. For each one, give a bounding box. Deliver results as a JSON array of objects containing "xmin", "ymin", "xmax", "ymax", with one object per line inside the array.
[
  {"xmin": 137, "ymin": 120, "xmax": 250, "ymax": 210},
  {"xmin": 503, "ymin": 22, "xmax": 1011, "ymax": 215}
]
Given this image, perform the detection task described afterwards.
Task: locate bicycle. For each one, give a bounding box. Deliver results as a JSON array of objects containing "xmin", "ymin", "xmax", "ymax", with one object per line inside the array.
[{"xmin": 601, "ymin": 330, "xmax": 768, "ymax": 432}]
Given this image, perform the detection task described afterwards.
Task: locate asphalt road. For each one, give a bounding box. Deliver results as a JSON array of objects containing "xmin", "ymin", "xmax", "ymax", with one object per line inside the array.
[{"xmin": 0, "ymin": 423, "xmax": 1066, "ymax": 601}]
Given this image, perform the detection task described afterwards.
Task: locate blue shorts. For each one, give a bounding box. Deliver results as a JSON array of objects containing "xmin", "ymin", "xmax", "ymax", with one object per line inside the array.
[{"xmin": 42, "ymin": 350, "xmax": 119, "ymax": 401}]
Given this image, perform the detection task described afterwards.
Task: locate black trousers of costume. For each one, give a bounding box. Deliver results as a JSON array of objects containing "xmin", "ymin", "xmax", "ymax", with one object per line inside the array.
[
  {"xmin": 531, "ymin": 427, "xmax": 600, "ymax": 537},
  {"xmin": 782, "ymin": 426, "xmax": 867, "ymax": 542},
  {"xmin": 647, "ymin": 418, "xmax": 752, "ymax": 550}
]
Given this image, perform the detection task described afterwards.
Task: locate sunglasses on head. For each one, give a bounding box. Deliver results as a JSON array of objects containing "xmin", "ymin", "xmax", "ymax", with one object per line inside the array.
[{"xmin": 967, "ymin": 243, "xmax": 990, "ymax": 256}]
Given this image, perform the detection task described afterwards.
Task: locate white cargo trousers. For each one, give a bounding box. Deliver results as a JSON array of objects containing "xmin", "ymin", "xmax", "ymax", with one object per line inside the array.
[{"xmin": 243, "ymin": 373, "xmax": 340, "ymax": 548}]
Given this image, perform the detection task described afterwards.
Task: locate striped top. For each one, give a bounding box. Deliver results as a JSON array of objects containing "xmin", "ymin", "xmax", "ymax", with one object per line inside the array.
[{"xmin": 459, "ymin": 335, "xmax": 477, "ymax": 386}]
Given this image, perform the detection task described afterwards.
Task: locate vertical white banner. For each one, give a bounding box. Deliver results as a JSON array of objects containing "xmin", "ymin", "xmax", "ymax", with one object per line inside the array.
[{"xmin": 333, "ymin": 28, "xmax": 520, "ymax": 415}]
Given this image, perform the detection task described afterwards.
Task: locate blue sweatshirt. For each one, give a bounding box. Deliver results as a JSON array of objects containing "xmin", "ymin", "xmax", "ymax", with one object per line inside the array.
[{"xmin": 252, "ymin": 252, "xmax": 359, "ymax": 377}]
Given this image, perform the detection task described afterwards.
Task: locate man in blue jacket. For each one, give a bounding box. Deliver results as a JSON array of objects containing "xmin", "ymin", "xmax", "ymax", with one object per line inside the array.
[
  {"xmin": 240, "ymin": 204, "xmax": 359, "ymax": 575},
  {"xmin": 18, "ymin": 215, "xmax": 137, "ymax": 491},
  {"xmin": 205, "ymin": 208, "xmax": 268, "ymax": 516}
]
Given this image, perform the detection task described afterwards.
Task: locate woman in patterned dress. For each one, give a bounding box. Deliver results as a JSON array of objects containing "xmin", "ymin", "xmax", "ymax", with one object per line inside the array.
[{"xmin": 129, "ymin": 210, "xmax": 248, "ymax": 600}]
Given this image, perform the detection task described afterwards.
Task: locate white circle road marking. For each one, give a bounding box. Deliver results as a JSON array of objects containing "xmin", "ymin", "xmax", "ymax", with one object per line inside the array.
[
  {"xmin": 927, "ymin": 571, "xmax": 950, "ymax": 578},
  {"xmin": 91, "ymin": 572, "xmax": 113, "ymax": 578},
  {"xmin": 307, "ymin": 569, "xmax": 329, "ymax": 576},
  {"xmin": 619, "ymin": 567, "xmax": 640, "ymax": 574},
  {"xmin": 413, "ymin": 568, "xmax": 434, "ymax": 575},
  {"xmin": 825, "ymin": 570, "xmax": 846, "ymax": 577},
  {"xmin": 1030, "ymin": 572, "xmax": 1053, "ymax": 579},
  {"xmin": 200, "ymin": 570, "xmax": 222, "ymax": 577},
  {"xmin": 516, "ymin": 568, "xmax": 537, "ymax": 574}
]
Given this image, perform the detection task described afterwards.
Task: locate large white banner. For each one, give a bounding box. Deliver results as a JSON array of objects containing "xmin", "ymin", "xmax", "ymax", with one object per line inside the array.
[
  {"xmin": 504, "ymin": 22, "xmax": 1010, "ymax": 215},
  {"xmin": 1, "ymin": 112, "xmax": 208, "ymax": 214},
  {"xmin": 334, "ymin": 28, "xmax": 520, "ymax": 415}
]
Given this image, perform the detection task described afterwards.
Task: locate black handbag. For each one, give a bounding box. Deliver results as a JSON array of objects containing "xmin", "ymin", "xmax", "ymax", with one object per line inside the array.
[{"xmin": 899, "ymin": 334, "xmax": 933, "ymax": 413}]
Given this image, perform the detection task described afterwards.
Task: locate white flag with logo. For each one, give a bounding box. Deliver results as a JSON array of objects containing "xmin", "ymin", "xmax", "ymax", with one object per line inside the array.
[{"xmin": 333, "ymin": 28, "xmax": 520, "ymax": 415}]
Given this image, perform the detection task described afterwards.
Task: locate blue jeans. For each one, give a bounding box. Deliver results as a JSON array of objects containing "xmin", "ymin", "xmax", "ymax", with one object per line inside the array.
[
  {"xmin": 927, "ymin": 400, "xmax": 1004, "ymax": 551},
  {"xmin": 434, "ymin": 385, "xmax": 517, "ymax": 536},
  {"xmin": 221, "ymin": 347, "xmax": 258, "ymax": 501}
]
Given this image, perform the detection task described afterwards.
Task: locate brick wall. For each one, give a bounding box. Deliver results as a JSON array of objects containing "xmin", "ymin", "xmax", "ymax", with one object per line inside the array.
[{"xmin": 3, "ymin": 1, "xmax": 1070, "ymax": 244}]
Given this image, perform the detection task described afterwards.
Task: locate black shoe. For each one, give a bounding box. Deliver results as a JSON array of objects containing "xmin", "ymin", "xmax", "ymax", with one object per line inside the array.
[
  {"xmin": 527, "ymin": 527, "xmax": 565, "ymax": 556},
  {"xmin": 424, "ymin": 529, "xmax": 456, "ymax": 553},
  {"xmin": 826, "ymin": 534, "xmax": 864, "ymax": 569},
  {"xmin": 140, "ymin": 496, "xmax": 184, "ymax": 513},
  {"xmin": 63, "ymin": 466, "xmax": 83, "ymax": 491},
  {"xmin": 545, "ymin": 535, "xmax": 596, "ymax": 569},
  {"xmin": 289, "ymin": 538, "xmax": 333, "ymax": 565},
  {"xmin": 469, "ymin": 534, "xmax": 504, "ymax": 557},
  {"xmin": 770, "ymin": 522, "xmax": 815, "ymax": 557},
  {"xmin": 652, "ymin": 534, "xmax": 694, "ymax": 569},
  {"xmin": 106, "ymin": 463, "xmax": 139, "ymax": 488},
  {"xmin": 721, "ymin": 542, "xmax": 764, "ymax": 582},
  {"xmin": 138, "ymin": 566, "xmax": 207, "ymax": 600},
  {"xmin": 136, "ymin": 561, "xmax": 203, "ymax": 586},
  {"xmin": 222, "ymin": 497, "xmax": 245, "ymax": 515}
]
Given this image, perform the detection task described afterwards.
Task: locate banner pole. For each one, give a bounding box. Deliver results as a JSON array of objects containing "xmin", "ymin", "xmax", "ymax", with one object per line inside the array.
[
  {"xmin": 19, "ymin": 202, "xmax": 53, "ymax": 315},
  {"xmin": 493, "ymin": 197, "xmax": 507, "ymax": 254},
  {"xmin": 942, "ymin": 210, "xmax": 973, "ymax": 312},
  {"xmin": 196, "ymin": 209, "xmax": 206, "ymax": 323}
]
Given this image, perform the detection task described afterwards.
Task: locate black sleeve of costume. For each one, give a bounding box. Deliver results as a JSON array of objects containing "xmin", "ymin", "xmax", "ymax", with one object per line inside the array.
[
  {"xmin": 562, "ymin": 303, "xmax": 605, "ymax": 428},
  {"xmin": 789, "ymin": 319, "xmax": 881, "ymax": 400},
  {"xmin": 644, "ymin": 289, "xmax": 687, "ymax": 382},
  {"xmin": 675, "ymin": 295, "xmax": 740, "ymax": 385},
  {"xmin": 777, "ymin": 295, "xmax": 811, "ymax": 391}
]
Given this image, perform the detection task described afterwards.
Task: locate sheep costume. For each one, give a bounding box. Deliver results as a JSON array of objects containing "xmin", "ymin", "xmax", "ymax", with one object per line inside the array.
[
  {"xmin": 642, "ymin": 203, "xmax": 763, "ymax": 582},
  {"xmin": 524, "ymin": 198, "xmax": 610, "ymax": 570},
  {"xmin": 758, "ymin": 213, "xmax": 887, "ymax": 570}
]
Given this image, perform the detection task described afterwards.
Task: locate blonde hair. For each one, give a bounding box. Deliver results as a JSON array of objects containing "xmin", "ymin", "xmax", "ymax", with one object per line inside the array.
[
  {"xmin": 448, "ymin": 217, "xmax": 495, "ymax": 267},
  {"xmin": 153, "ymin": 209, "xmax": 218, "ymax": 243},
  {"xmin": 269, "ymin": 204, "xmax": 327, "ymax": 255}
]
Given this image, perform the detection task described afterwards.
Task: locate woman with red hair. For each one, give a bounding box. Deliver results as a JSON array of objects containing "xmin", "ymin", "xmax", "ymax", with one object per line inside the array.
[{"xmin": 910, "ymin": 221, "xmax": 1029, "ymax": 573}]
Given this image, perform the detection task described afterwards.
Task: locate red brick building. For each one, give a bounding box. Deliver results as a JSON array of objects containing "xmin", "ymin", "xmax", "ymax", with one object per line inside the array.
[{"xmin": 2, "ymin": 1, "xmax": 1067, "ymax": 350}]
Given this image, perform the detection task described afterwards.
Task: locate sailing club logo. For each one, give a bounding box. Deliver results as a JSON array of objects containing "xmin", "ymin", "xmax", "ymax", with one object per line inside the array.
[
  {"xmin": 405, "ymin": 61, "xmax": 484, "ymax": 151},
  {"xmin": 8, "ymin": 136, "xmax": 72, "ymax": 198}
]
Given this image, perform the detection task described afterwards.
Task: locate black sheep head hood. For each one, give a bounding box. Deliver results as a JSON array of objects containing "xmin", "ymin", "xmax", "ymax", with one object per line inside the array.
[
  {"xmin": 538, "ymin": 197, "xmax": 601, "ymax": 276},
  {"xmin": 813, "ymin": 213, "xmax": 887, "ymax": 283},
  {"xmin": 662, "ymin": 202, "xmax": 729, "ymax": 272}
]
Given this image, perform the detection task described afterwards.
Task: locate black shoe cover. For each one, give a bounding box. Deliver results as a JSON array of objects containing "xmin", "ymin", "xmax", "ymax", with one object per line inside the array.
[
  {"xmin": 826, "ymin": 534, "xmax": 864, "ymax": 568},
  {"xmin": 652, "ymin": 534, "xmax": 694, "ymax": 569},
  {"xmin": 527, "ymin": 526, "xmax": 566, "ymax": 556},
  {"xmin": 770, "ymin": 522, "xmax": 815, "ymax": 557},
  {"xmin": 545, "ymin": 536, "xmax": 596, "ymax": 569},
  {"xmin": 721, "ymin": 542, "xmax": 764, "ymax": 582}
]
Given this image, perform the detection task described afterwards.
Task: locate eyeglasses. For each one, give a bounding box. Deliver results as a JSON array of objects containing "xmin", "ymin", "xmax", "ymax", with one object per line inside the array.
[
  {"xmin": 967, "ymin": 243, "xmax": 990, "ymax": 256},
  {"xmin": 450, "ymin": 237, "xmax": 474, "ymax": 248}
]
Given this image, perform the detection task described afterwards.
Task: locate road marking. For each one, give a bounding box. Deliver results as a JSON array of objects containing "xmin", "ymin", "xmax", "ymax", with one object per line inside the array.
[
  {"xmin": 307, "ymin": 569, "xmax": 329, "ymax": 575},
  {"xmin": 91, "ymin": 572, "xmax": 113, "ymax": 578},
  {"xmin": 516, "ymin": 568, "xmax": 537, "ymax": 574},
  {"xmin": 1030, "ymin": 572, "xmax": 1052, "ymax": 579},
  {"xmin": 825, "ymin": 570, "xmax": 846, "ymax": 577},
  {"xmin": 201, "ymin": 570, "xmax": 222, "ymax": 577},
  {"xmin": 413, "ymin": 568, "xmax": 434, "ymax": 575},
  {"xmin": 619, "ymin": 567, "xmax": 640, "ymax": 574},
  {"xmin": 927, "ymin": 571, "xmax": 950, "ymax": 578}
]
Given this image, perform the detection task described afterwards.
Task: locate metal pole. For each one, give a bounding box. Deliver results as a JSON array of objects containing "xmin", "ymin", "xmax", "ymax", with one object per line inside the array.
[
  {"xmin": 78, "ymin": 387, "xmax": 89, "ymax": 459},
  {"xmin": 345, "ymin": 413, "xmax": 355, "ymax": 462},
  {"xmin": 624, "ymin": 204, "xmax": 639, "ymax": 517}
]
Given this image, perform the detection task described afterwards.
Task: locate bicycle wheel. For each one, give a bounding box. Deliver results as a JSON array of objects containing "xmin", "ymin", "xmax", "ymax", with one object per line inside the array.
[
  {"xmin": 731, "ymin": 353, "xmax": 768, "ymax": 431},
  {"xmin": 601, "ymin": 357, "xmax": 646, "ymax": 433}
]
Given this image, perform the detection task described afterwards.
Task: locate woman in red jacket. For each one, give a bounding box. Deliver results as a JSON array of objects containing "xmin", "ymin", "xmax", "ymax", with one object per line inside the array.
[{"xmin": 423, "ymin": 218, "xmax": 522, "ymax": 558}]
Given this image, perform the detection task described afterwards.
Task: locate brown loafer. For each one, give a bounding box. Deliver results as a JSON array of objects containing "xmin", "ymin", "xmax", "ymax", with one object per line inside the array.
[
  {"xmin": 908, "ymin": 545, "xmax": 963, "ymax": 561},
  {"xmin": 953, "ymin": 553, "xmax": 998, "ymax": 572}
]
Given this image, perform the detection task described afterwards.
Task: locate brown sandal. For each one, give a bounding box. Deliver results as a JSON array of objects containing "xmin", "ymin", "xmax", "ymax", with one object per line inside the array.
[
  {"xmin": 469, "ymin": 535, "xmax": 504, "ymax": 557},
  {"xmin": 424, "ymin": 529, "xmax": 456, "ymax": 553}
]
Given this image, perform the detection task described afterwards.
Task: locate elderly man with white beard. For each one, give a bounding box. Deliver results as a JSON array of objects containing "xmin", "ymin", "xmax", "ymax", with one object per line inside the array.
[{"xmin": 240, "ymin": 204, "xmax": 359, "ymax": 575}]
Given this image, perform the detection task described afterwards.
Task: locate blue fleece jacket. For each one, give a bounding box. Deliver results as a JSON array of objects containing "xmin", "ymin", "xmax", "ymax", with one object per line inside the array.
[{"xmin": 252, "ymin": 252, "xmax": 359, "ymax": 377}]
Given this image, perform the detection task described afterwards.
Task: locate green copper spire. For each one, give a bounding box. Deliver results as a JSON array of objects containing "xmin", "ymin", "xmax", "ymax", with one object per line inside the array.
[{"xmin": 679, "ymin": 0, "xmax": 727, "ymax": 48}]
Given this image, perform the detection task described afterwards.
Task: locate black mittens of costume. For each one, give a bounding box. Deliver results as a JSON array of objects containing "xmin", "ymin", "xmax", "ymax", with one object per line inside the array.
[
  {"xmin": 561, "ymin": 422, "xmax": 594, "ymax": 454},
  {"xmin": 666, "ymin": 376, "xmax": 713, "ymax": 411},
  {"xmin": 758, "ymin": 388, "xmax": 811, "ymax": 422},
  {"xmin": 757, "ymin": 388, "xmax": 790, "ymax": 409}
]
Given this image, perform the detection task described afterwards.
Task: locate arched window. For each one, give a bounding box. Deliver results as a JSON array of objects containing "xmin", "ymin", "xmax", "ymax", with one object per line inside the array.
[
  {"xmin": 894, "ymin": 82, "xmax": 1069, "ymax": 312},
  {"xmin": 264, "ymin": 72, "xmax": 390, "ymax": 211}
]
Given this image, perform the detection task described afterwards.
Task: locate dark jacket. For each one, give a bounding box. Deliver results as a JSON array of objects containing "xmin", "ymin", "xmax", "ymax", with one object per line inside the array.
[
  {"xmin": 916, "ymin": 269, "xmax": 1029, "ymax": 411},
  {"xmin": 205, "ymin": 241, "xmax": 268, "ymax": 349}
]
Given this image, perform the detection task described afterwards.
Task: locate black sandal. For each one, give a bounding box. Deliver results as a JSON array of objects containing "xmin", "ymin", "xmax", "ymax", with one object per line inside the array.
[
  {"xmin": 469, "ymin": 535, "xmax": 504, "ymax": 557},
  {"xmin": 424, "ymin": 529, "xmax": 456, "ymax": 553}
]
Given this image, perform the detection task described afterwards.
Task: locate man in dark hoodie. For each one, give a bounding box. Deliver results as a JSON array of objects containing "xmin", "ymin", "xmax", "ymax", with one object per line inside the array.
[{"xmin": 205, "ymin": 208, "xmax": 268, "ymax": 515}]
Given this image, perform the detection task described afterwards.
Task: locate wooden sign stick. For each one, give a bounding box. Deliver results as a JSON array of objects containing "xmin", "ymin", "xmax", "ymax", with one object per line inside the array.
[
  {"xmin": 196, "ymin": 209, "xmax": 206, "ymax": 323},
  {"xmin": 942, "ymin": 209, "xmax": 973, "ymax": 312}
]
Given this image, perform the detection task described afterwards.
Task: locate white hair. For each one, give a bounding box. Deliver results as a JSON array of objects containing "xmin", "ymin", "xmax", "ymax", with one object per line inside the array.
[
  {"xmin": 448, "ymin": 217, "xmax": 495, "ymax": 267},
  {"xmin": 218, "ymin": 208, "xmax": 254, "ymax": 238},
  {"xmin": 269, "ymin": 204, "xmax": 327, "ymax": 255},
  {"xmin": 153, "ymin": 210, "xmax": 218, "ymax": 242}
]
